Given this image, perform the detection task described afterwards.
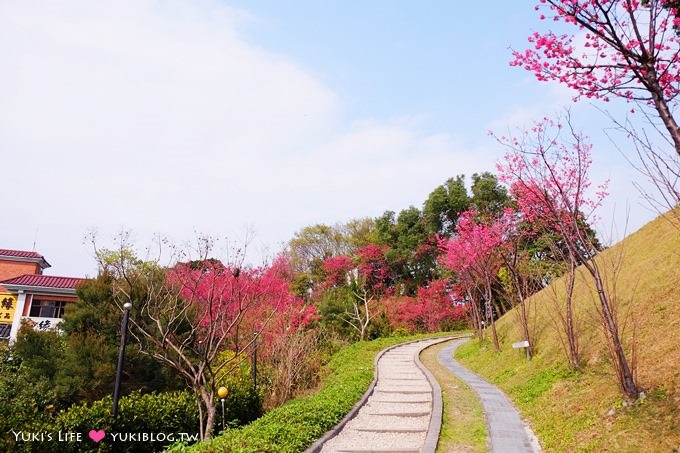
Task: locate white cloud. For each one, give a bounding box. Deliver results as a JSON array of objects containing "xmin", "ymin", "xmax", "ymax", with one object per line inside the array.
[
  {"xmin": 3, "ymin": 1, "xmax": 655, "ymax": 278},
  {"xmin": 0, "ymin": 0, "xmax": 493, "ymax": 275}
]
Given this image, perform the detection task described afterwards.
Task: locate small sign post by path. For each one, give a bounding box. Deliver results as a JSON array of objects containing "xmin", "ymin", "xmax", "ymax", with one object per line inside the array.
[{"xmin": 512, "ymin": 340, "xmax": 531, "ymax": 361}]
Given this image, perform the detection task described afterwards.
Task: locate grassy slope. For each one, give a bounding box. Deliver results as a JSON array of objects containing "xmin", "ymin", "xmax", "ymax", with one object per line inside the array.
[{"xmin": 455, "ymin": 212, "xmax": 680, "ymax": 452}]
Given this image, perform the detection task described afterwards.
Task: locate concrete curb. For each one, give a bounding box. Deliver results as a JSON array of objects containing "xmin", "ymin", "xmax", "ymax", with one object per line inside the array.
[
  {"xmin": 305, "ymin": 336, "xmax": 462, "ymax": 453},
  {"xmin": 304, "ymin": 339, "xmax": 422, "ymax": 453},
  {"xmin": 414, "ymin": 337, "xmax": 451, "ymax": 453},
  {"xmin": 415, "ymin": 334, "xmax": 474, "ymax": 453}
]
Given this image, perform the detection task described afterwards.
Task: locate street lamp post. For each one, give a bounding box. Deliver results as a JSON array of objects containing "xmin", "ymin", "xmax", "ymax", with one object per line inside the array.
[
  {"xmin": 112, "ymin": 301, "xmax": 132, "ymax": 418},
  {"xmin": 217, "ymin": 386, "xmax": 228, "ymax": 431},
  {"xmin": 252, "ymin": 332, "xmax": 258, "ymax": 390}
]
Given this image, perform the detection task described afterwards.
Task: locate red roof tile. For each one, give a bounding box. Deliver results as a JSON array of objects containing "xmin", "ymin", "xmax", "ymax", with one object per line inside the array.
[
  {"xmin": 0, "ymin": 249, "xmax": 44, "ymax": 259},
  {"xmin": 0, "ymin": 249, "xmax": 51, "ymax": 268},
  {"xmin": 0, "ymin": 274, "xmax": 85, "ymax": 289}
]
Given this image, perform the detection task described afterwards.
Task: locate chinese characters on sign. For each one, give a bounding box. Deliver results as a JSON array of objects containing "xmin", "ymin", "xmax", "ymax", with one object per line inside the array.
[
  {"xmin": 37, "ymin": 320, "xmax": 52, "ymax": 330},
  {"xmin": 0, "ymin": 295, "xmax": 16, "ymax": 321}
]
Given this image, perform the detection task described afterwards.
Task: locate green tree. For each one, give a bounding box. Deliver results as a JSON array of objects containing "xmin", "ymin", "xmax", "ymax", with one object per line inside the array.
[
  {"xmin": 62, "ymin": 274, "xmax": 181, "ymax": 400},
  {"xmin": 372, "ymin": 211, "xmax": 398, "ymax": 246},
  {"xmin": 393, "ymin": 207, "xmax": 435, "ymax": 292},
  {"xmin": 423, "ymin": 175, "xmax": 470, "ymax": 236},
  {"xmin": 342, "ymin": 217, "xmax": 376, "ymax": 249},
  {"xmin": 13, "ymin": 326, "xmax": 64, "ymax": 385},
  {"xmin": 0, "ymin": 343, "xmax": 57, "ymax": 452},
  {"xmin": 287, "ymin": 224, "xmax": 351, "ymax": 274},
  {"xmin": 470, "ymin": 172, "xmax": 510, "ymax": 217}
]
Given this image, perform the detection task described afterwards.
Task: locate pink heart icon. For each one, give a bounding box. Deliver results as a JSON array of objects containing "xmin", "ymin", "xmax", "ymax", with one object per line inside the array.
[{"xmin": 88, "ymin": 429, "xmax": 105, "ymax": 443}]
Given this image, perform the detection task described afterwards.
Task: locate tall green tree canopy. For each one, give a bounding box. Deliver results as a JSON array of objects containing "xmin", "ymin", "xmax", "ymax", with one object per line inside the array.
[{"xmin": 423, "ymin": 175, "xmax": 469, "ymax": 237}]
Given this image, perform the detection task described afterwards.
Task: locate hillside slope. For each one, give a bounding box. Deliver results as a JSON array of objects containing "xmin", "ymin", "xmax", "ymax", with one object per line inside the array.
[{"xmin": 455, "ymin": 212, "xmax": 680, "ymax": 452}]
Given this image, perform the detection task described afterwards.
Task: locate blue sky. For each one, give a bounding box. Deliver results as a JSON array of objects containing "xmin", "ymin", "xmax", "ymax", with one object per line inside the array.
[
  {"xmin": 0, "ymin": 1, "xmax": 654, "ymax": 276},
  {"xmin": 228, "ymin": 1, "xmax": 546, "ymax": 136}
]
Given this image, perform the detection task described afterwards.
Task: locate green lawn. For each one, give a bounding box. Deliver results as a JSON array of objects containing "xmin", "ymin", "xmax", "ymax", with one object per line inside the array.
[{"xmin": 455, "ymin": 212, "xmax": 680, "ymax": 452}]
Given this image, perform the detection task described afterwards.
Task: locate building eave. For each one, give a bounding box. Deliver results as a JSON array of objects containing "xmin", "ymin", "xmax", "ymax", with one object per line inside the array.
[
  {"xmin": 1, "ymin": 284, "xmax": 77, "ymax": 296},
  {"xmin": 0, "ymin": 255, "xmax": 51, "ymax": 270}
]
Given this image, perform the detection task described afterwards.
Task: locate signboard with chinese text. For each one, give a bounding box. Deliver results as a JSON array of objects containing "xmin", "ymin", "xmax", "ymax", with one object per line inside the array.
[{"xmin": 0, "ymin": 294, "xmax": 16, "ymax": 323}]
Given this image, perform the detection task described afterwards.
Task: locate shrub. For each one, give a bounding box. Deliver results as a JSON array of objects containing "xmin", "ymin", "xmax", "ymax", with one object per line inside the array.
[
  {"xmin": 7, "ymin": 391, "xmax": 199, "ymax": 453},
  {"xmin": 170, "ymin": 335, "xmax": 443, "ymax": 453},
  {"xmin": 215, "ymin": 376, "xmax": 262, "ymax": 431}
]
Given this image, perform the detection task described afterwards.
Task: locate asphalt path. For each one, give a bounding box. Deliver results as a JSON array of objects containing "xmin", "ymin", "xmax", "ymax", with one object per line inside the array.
[{"xmin": 437, "ymin": 338, "xmax": 541, "ymax": 453}]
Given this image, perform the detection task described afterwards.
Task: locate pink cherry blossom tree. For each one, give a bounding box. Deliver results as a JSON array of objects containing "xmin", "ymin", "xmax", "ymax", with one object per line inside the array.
[
  {"xmin": 321, "ymin": 244, "xmax": 392, "ymax": 340},
  {"xmin": 494, "ymin": 112, "xmax": 641, "ymax": 399},
  {"xmin": 95, "ymin": 236, "xmax": 310, "ymax": 439},
  {"xmin": 513, "ymin": 0, "xmax": 680, "ymax": 210},
  {"xmin": 388, "ymin": 279, "xmax": 467, "ymax": 333},
  {"xmin": 513, "ymin": 0, "xmax": 680, "ymax": 150},
  {"xmin": 440, "ymin": 210, "xmax": 509, "ymax": 351},
  {"xmin": 493, "ymin": 208, "xmax": 543, "ymax": 358}
]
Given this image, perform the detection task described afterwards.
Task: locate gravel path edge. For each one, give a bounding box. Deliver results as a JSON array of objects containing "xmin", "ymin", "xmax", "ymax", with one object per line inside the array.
[
  {"xmin": 304, "ymin": 335, "xmax": 465, "ymax": 453},
  {"xmin": 303, "ymin": 339, "xmax": 412, "ymax": 453},
  {"xmin": 414, "ymin": 336, "xmax": 465, "ymax": 453}
]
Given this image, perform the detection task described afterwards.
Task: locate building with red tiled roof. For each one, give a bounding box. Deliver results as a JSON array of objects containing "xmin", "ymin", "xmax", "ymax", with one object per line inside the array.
[
  {"xmin": 1, "ymin": 275, "xmax": 85, "ymax": 291},
  {"xmin": 0, "ymin": 249, "xmax": 51, "ymax": 261},
  {"xmin": 0, "ymin": 249, "xmax": 83, "ymax": 341},
  {"xmin": 0, "ymin": 249, "xmax": 50, "ymax": 284}
]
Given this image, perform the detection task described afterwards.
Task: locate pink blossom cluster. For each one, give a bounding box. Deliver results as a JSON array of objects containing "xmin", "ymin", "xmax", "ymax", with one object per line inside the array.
[
  {"xmin": 355, "ymin": 244, "xmax": 391, "ymax": 292},
  {"xmin": 439, "ymin": 210, "xmax": 509, "ymax": 285},
  {"xmin": 385, "ymin": 280, "xmax": 467, "ymax": 333},
  {"xmin": 168, "ymin": 256, "xmax": 315, "ymax": 348},
  {"xmin": 512, "ymin": 0, "xmax": 680, "ymax": 103},
  {"xmin": 322, "ymin": 255, "xmax": 354, "ymax": 288},
  {"xmin": 321, "ymin": 244, "xmax": 392, "ymax": 295},
  {"xmin": 493, "ymin": 115, "xmax": 609, "ymax": 238}
]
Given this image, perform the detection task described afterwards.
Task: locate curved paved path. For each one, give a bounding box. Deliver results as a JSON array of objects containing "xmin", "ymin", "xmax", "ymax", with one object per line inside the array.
[
  {"xmin": 319, "ymin": 338, "xmax": 448, "ymax": 453},
  {"xmin": 437, "ymin": 338, "xmax": 541, "ymax": 453}
]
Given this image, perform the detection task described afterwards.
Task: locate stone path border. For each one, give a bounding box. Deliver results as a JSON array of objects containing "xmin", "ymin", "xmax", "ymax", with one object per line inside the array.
[
  {"xmin": 414, "ymin": 342, "xmax": 443, "ymax": 453},
  {"xmin": 437, "ymin": 338, "xmax": 542, "ymax": 453},
  {"xmin": 306, "ymin": 336, "xmax": 461, "ymax": 453}
]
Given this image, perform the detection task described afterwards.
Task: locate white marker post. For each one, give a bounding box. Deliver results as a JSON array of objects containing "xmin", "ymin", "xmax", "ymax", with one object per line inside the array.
[{"xmin": 512, "ymin": 340, "xmax": 531, "ymax": 361}]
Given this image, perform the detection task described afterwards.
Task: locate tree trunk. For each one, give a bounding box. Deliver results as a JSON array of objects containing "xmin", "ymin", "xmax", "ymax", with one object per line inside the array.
[
  {"xmin": 196, "ymin": 398, "xmax": 204, "ymax": 441},
  {"xmin": 361, "ymin": 294, "xmax": 371, "ymax": 341},
  {"xmin": 588, "ymin": 264, "xmax": 639, "ymax": 399},
  {"xmin": 565, "ymin": 260, "xmax": 580, "ymax": 371},
  {"xmin": 485, "ymin": 280, "xmax": 500, "ymax": 352},
  {"xmin": 467, "ymin": 290, "xmax": 484, "ymax": 341},
  {"xmin": 507, "ymin": 260, "xmax": 534, "ymax": 355},
  {"xmin": 198, "ymin": 387, "xmax": 217, "ymax": 440},
  {"xmin": 648, "ymin": 70, "xmax": 680, "ymax": 157},
  {"xmin": 204, "ymin": 403, "xmax": 216, "ymax": 440},
  {"xmin": 516, "ymin": 291, "xmax": 532, "ymax": 356},
  {"xmin": 522, "ymin": 302, "xmax": 532, "ymax": 356}
]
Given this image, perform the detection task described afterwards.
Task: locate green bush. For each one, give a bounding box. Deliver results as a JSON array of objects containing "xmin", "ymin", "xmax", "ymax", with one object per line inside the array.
[
  {"xmin": 6, "ymin": 391, "xmax": 199, "ymax": 453},
  {"xmin": 171, "ymin": 334, "xmax": 445, "ymax": 453},
  {"xmin": 215, "ymin": 376, "xmax": 262, "ymax": 431},
  {"xmin": 390, "ymin": 327, "xmax": 410, "ymax": 337},
  {"xmin": 0, "ymin": 374, "xmax": 58, "ymax": 453},
  {"xmin": 212, "ymin": 350, "xmax": 263, "ymax": 430},
  {"xmin": 0, "ymin": 345, "xmax": 60, "ymax": 453}
]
